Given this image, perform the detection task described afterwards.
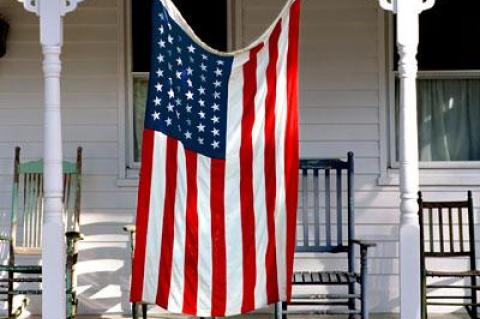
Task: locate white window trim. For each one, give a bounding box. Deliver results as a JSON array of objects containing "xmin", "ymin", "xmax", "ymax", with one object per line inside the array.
[
  {"xmin": 118, "ymin": 0, "xmax": 238, "ymax": 186},
  {"xmin": 378, "ymin": 12, "xmax": 480, "ymax": 186}
]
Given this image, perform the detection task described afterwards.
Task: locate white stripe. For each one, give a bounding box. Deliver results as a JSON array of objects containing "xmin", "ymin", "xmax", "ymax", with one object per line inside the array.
[
  {"xmin": 224, "ymin": 53, "xmax": 248, "ymax": 316},
  {"xmin": 142, "ymin": 132, "xmax": 168, "ymax": 302},
  {"xmin": 167, "ymin": 142, "xmax": 187, "ymax": 312},
  {"xmin": 251, "ymin": 43, "xmax": 269, "ymax": 308},
  {"xmin": 274, "ymin": 15, "xmax": 290, "ymax": 301},
  {"xmin": 196, "ymin": 155, "xmax": 212, "ymax": 316}
]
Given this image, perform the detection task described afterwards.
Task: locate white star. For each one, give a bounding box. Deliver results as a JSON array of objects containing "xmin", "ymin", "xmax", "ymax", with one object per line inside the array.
[
  {"xmin": 200, "ymin": 75, "xmax": 207, "ymax": 82},
  {"xmin": 197, "ymin": 123, "xmax": 205, "ymax": 132},
  {"xmin": 202, "ymin": 54, "xmax": 208, "ymax": 60},
  {"xmin": 214, "ymin": 68, "xmax": 223, "ymax": 77},
  {"xmin": 186, "ymin": 105, "xmax": 192, "ymax": 113},
  {"xmin": 158, "ymin": 40, "xmax": 166, "ymax": 48},
  {"xmin": 168, "ymin": 23, "xmax": 172, "ymax": 30},
  {"xmin": 176, "ymin": 57, "xmax": 183, "ymax": 66},
  {"xmin": 198, "ymin": 86, "xmax": 206, "ymax": 95},
  {"xmin": 211, "ymin": 128, "xmax": 219, "ymax": 136},
  {"xmin": 211, "ymin": 103, "xmax": 220, "ymax": 111},
  {"xmin": 186, "ymin": 67, "xmax": 193, "ymax": 75},
  {"xmin": 185, "ymin": 91, "xmax": 194, "ymax": 100},
  {"xmin": 176, "ymin": 71, "xmax": 182, "ymax": 79},
  {"xmin": 159, "ymin": 13, "xmax": 165, "ymax": 20},
  {"xmin": 211, "ymin": 140, "xmax": 220, "ymax": 149},
  {"xmin": 187, "ymin": 79, "xmax": 193, "ymax": 87},
  {"xmin": 175, "ymin": 98, "xmax": 182, "ymax": 106},
  {"xmin": 168, "ymin": 35, "xmax": 174, "ymax": 43},
  {"xmin": 186, "ymin": 119, "xmax": 192, "ymax": 125},
  {"xmin": 200, "ymin": 63, "xmax": 207, "ymax": 71},
  {"xmin": 167, "ymin": 89, "xmax": 175, "ymax": 99},
  {"xmin": 156, "ymin": 69, "xmax": 164, "ymax": 77},
  {"xmin": 155, "ymin": 83, "xmax": 163, "ymax": 92},
  {"xmin": 157, "ymin": 54, "xmax": 165, "ymax": 63},
  {"xmin": 198, "ymin": 111, "xmax": 205, "ymax": 119},
  {"xmin": 211, "ymin": 116, "xmax": 219, "ymax": 124},
  {"xmin": 159, "ymin": 25, "xmax": 164, "ymax": 34},
  {"xmin": 198, "ymin": 137, "xmax": 204, "ymax": 145},
  {"xmin": 213, "ymin": 91, "xmax": 220, "ymax": 99},
  {"xmin": 217, "ymin": 60, "xmax": 225, "ymax": 65},
  {"xmin": 152, "ymin": 111, "xmax": 161, "ymax": 120},
  {"xmin": 187, "ymin": 45, "xmax": 196, "ymax": 53},
  {"xmin": 185, "ymin": 131, "xmax": 192, "ymax": 139},
  {"xmin": 167, "ymin": 103, "xmax": 174, "ymax": 112},
  {"xmin": 153, "ymin": 96, "xmax": 161, "ymax": 106},
  {"xmin": 176, "ymin": 47, "xmax": 182, "ymax": 53},
  {"xmin": 165, "ymin": 117, "xmax": 172, "ymax": 126},
  {"xmin": 213, "ymin": 80, "xmax": 221, "ymax": 88},
  {"xmin": 189, "ymin": 56, "xmax": 195, "ymax": 63},
  {"xmin": 167, "ymin": 63, "xmax": 173, "ymax": 70},
  {"xmin": 176, "ymin": 110, "xmax": 181, "ymax": 119},
  {"xmin": 198, "ymin": 99, "xmax": 205, "ymax": 107}
]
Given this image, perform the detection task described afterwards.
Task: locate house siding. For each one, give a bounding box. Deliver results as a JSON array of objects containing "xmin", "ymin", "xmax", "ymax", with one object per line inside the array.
[{"xmin": 0, "ymin": 0, "xmax": 474, "ymax": 315}]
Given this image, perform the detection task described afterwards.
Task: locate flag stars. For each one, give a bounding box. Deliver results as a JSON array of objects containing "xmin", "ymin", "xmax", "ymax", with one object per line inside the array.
[
  {"xmin": 167, "ymin": 34, "xmax": 174, "ymax": 44},
  {"xmin": 198, "ymin": 99, "xmax": 205, "ymax": 107},
  {"xmin": 213, "ymin": 80, "xmax": 221, "ymax": 88},
  {"xmin": 197, "ymin": 123, "xmax": 205, "ymax": 132},
  {"xmin": 175, "ymin": 98, "xmax": 182, "ymax": 106},
  {"xmin": 198, "ymin": 111, "xmax": 206, "ymax": 119},
  {"xmin": 185, "ymin": 131, "xmax": 192, "ymax": 139},
  {"xmin": 217, "ymin": 60, "xmax": 225, "ymax": 65},
  {"xmin": 211, "ymin": 128, "xmax": 219, "ymax": 136},
  {"xmin": 198, "ymin": 137, "xmax": 204, "ymax": 145},
  {"xmin": 167, "ymin": 88, "xmax": 175, "ymax": 99},
  {"xmin": 187, "ymin": 44, "xmax": 196, "ymax": 53},
  {"xmin": 211, "ymin": 103, "xmax": 220, "ymax": 111},
  {"xmin": 213, "ymin": 91, "xmax": 221, "ymax": 99},
  {"xmin": 153, "ymin": 96, "xmax": 161, "ymax": 106},
  {"xmin": 214, "ymin": 68, "xmax": 223, "ymax": 77},
  {"xmin": 198, "ymin": 86, "xmax": 206, "ymax": 95},
  {"xmin": 176, "ymin": 47, "xmax": 182, "ymax": 53},
  {"xmin": 167, "ymin": 103, "xmax": 174, "ymax": 112},
  {"xmin": 211, "ymin": 116, "xmax": 220, "ymax": 124},
  {"xmin": 151, "ymin": 111, "xmax": 160, "ymax": 120},
  {"xmin": 187, "ymin": 79, "xmax": 193, "ymax": 87},
  {"xmin": 155, "ymin": 83, "xmax": 163, "ymax": 92},
  {"xmin": 186, "ymin": 105, "xmax": 192, "ymax": 113},
  {"xmin": 202, "ymin": 54, "xmax": 208, "ymax": 60},
  {"xmin": 186, "ymin": 67, "xmax": 193, "ymax": 75},
  {"xmin": 159, "ymin": 25, "xmax": 164, "ymax": 34},
  {"xmin": 200, "ymin": 75, "xmax": 207, "ymax": 82},
  {"xmin": 158, "ymin": 40, "xmax": 166, "ymax": 48},
  {"xmin": 165, "ymin": 117, "xmax": 172, "ymax": 126},
  {"xmin": 157, "ymin": 54, "xmax": 165, "ymax": 63},
  {"xmin": 211, "ymin": 140, "xmax": 220, "ymax": 149},
  {"xmin": 200, "ymin": 63, "xmax": 207, "ymax": 71},
  {"xmin": 156, "ymin": 69, "xmax": 164, "ymax": 77},
  {"xmin": 176, "ymin": 57, "xmax": 183, "ymax": 66},
  {"xmin": 185, "ymin": 91, "xmax": 194, "ymax": 100},
  {"xmin": 176, "ymin": 71, "xmax": 183, "ymax": 79}
]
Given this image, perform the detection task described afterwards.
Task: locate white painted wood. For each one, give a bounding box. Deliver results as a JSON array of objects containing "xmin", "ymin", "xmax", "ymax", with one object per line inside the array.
[{"xmin": 377, "ymin": 1, "xmax": 435, "ymax": 319}]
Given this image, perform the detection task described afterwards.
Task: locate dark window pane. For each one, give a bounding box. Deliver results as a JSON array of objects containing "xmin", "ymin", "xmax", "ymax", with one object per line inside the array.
[
  {"xmin": 393, "ymin": 0, "xmax": 480, "ymax": 71},
  {"xmin": 132, "ymin": 0, "xmax": 227, "ymax": 72}
]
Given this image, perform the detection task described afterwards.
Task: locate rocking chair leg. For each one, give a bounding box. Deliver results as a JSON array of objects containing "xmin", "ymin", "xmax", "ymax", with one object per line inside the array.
[
  {"xmin": 470, "ymin": 275, "xmax": 478, "ymax": 319},
  {"xmin": 132, "ymin": 302, "xmax": 139, "ymax": 319},
  {"xmin": 7, "ymin": 271, "xmax": 13, "ymax": 318},
  {"xmin": 142, "ymin": 303, "xmax": 148, "ymax": 319},
  {"xmin": 274, "ymin": 302, "xmax": 282, "ymax": 319},
  {"xmin": 360, "ymin": 246, "xmax": 369, "ymax": 319}
]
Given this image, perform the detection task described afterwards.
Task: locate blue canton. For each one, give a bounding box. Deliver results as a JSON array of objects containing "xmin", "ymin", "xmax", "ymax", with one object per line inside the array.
[{"xmin": 144, "ymin": 0, "xmax": 233, "ymax": 159}]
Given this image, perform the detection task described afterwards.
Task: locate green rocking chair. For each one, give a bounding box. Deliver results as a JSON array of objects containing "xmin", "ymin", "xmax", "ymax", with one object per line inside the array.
[{"xmin": 0, "ymin": 147, "xmax": 83, "ymax": 319}]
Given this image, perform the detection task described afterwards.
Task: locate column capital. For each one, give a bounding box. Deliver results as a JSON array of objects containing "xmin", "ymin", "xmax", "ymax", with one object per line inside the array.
[
  {"xmin": 18, "ymin": 0, "xmax": 85, "ymax": 16},
  {"xmin": 378, "ymin": 0, "xmax": 436, "ymax": 14}
]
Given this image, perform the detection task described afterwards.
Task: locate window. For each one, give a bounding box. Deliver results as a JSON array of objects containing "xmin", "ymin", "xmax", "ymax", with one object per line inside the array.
[
  {"xmin": 128, "ymin": 0, "xmax": 228, "ymax": 166},
  {"xmin": 390, "ymin": 0, "xmax": 480, "ymax": 165}
]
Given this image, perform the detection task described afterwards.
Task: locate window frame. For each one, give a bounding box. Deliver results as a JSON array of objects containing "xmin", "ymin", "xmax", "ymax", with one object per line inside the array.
[
  {"xmin": 386, "ymin": 15, "xmax": 480, "ymax": 170},
  {"xmin": 124, "ymin": 0, "xmax": 236, "ymax": 174}
]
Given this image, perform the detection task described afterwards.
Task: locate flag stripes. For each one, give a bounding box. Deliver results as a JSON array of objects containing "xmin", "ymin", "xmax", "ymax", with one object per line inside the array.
[{"xmin": 131, "ymin": 0, "xmax": 300, "ymax": 316}]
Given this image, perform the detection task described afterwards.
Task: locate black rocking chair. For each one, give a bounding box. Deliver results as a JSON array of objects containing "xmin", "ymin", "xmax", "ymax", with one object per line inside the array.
[
  {"xmin": 276, "ymin": 152, "xmax": 376, "ymax": 319},
  {"xmin": 419, "ymin": 191, "xmax": 479, "ymax": 319}
]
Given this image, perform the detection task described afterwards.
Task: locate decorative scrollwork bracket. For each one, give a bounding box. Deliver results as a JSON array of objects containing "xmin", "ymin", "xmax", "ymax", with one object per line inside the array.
[
  {"xmin": 378, "ymin": 0, "xmax": 436, "ymax": 14},
  {"xmin": 19, "ymin": 0, "xmax": 85, "ymax": 15}
]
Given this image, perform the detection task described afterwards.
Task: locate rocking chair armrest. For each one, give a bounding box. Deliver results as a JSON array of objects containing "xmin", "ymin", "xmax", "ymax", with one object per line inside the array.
[
  {"xmin": 352, "ymin": 239, "xmax": 377, "ymax": 249},
  {"xmin": 66, "ymin": 231, "xmax": 84, "ymax": 241}
]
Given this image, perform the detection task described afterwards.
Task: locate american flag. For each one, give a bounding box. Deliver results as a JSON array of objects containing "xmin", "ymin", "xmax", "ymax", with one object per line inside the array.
[{"xmin": 131, "ymin": 0, "xmax": 300, "ymax": 316}]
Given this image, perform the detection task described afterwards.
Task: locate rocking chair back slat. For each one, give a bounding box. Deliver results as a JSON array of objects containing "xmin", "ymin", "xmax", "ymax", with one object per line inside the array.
[
  {"xmin": 11, "ymin": 147, "xmax": 83, "ymax": 252},
  {"xmin": 418, "ymin": 191, "xmax": 474, "ymax": 257},
  {"xmin": 296, "ymin": 152, "xmax": 354, "ymax": 257}
]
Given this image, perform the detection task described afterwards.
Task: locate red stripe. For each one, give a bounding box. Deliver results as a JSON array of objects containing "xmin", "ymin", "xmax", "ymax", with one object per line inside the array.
[
  {"xmin": 240, "ymin": 44, "xmax": 263, "ymax": 313},
  {"xmin": 210, "ymin": 159, "xmax": 227, "ymax": 316},
  {"xmin": 156, "ymin": 137, "xmax": 178, "ymax": 307},
  {"xmin": 130, "ymin": 129, "xmax": 155, "ymax": 302},
  {"xmin": 264, "ymin": 22, "xmax": 282, "ymax": 303},
  {"xmin": 182, "ymin": 150, "xmax": 199, "ymax": 314},
  {"xmin": 284, "ymin": 0, "xmax": 301, "ymax": 302}
]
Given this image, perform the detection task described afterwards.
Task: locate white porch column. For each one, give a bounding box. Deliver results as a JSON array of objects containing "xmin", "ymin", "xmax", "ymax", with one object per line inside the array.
[
  {"xmin": 18, "ymin": 0, "xmax": 83, "ymax": 318},
  {"xmin": 378, "ymin": 1, "xmax": 434, "ymax": 319}
]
